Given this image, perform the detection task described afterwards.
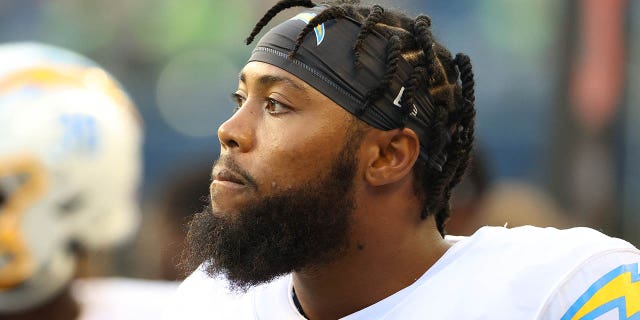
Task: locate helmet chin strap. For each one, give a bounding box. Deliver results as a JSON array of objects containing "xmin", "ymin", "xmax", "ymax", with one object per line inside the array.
[{"xmin": 0, "ymin": 247, "xmax": 75, "ymax": 312}]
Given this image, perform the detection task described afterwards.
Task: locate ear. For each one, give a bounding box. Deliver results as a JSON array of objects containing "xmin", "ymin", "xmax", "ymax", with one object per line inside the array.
[{"xmin": 363, "ymin": 128, "xmax": 420, "ymax": 186}]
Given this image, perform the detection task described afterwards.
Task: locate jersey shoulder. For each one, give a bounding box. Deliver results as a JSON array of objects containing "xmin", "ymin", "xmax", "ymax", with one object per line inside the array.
[
  {"xmin": 385, "ymin": 226, "xmax": 638, "ymax": 319},
  {"xmin": 538, "ymin": 248, "xmax": 640, "ymax": 320}
]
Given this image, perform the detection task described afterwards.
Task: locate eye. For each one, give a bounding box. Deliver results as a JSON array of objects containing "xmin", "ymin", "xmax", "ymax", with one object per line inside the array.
[
  {"xmin": 265, "ymin": 98, "xmax": 291, "ymax": 115},
  {"xmin": 230, "ymin": 92, "xmax": 246, "ymax": 112}
]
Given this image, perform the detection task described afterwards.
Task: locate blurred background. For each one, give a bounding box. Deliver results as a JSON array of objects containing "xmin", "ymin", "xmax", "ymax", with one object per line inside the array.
[{"xmin": 1, "ymin": 0, "xmax": 638, "ymax": 279}]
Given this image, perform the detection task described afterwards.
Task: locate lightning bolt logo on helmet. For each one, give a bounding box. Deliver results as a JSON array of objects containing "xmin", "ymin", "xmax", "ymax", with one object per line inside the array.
[
  {"xmin": 562, "ymin": 263, "xmax": 640, "ymax": 320},
  {"xmin": 291, "ymin": 12, "xmax": 326, "ymax": 45}
]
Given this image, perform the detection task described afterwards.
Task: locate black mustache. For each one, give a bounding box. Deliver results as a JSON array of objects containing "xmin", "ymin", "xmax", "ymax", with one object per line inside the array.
[{"xmin": 213, "ymin": 156, "xmax": 258, "ymax": 189}]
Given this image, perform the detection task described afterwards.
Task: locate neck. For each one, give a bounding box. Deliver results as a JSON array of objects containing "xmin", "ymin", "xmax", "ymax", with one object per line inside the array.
[{"xmin": 292, "ymin": 214, "xmax": 450, "ymax": 320}]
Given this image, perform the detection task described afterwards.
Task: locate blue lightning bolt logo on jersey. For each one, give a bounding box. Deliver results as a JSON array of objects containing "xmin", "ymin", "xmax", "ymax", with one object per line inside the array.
[
  {"xmin": 291, "ymin": 12, "xmax": 326, "ymax": 45},
  {"xmin": 561, "ymin": 263, "xmax": 640, "ymax": 320}
]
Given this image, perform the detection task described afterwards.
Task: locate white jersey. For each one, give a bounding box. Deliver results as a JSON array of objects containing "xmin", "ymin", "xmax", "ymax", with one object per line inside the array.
[
  {"xmin": 164, "ymin": 226, "xmax": 640, "ymax": 319},
  {"xmin": 72, "ymin": 278, "xmax": 180, "ymax": 320}
]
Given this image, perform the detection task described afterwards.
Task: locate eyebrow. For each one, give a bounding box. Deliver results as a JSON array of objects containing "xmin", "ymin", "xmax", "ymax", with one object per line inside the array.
[{"xmin": 239, "ymin": 72, "xmax": 308, "ymax": 94}]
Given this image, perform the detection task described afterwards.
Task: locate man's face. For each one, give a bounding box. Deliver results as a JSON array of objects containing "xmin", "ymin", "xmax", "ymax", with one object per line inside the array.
[
  {"xmin": 182, "ymin": 61, "xmax": 365, "ymax": 290},
  {"xmin": 210, "ymin": 61, "xmax": 359, "ymax": 215}
]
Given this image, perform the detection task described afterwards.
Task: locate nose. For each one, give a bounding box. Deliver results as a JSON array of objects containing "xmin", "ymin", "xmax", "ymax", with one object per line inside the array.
[{"xmin": 217, "ymin": 105, "xmax": 255, "ymax": 153}]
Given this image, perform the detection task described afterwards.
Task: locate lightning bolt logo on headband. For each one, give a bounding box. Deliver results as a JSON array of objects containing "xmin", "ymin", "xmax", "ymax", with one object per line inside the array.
[
  {"xmin": 291, "ymin": 12, "xmax": 325, "ymax": 45},
  {"xmin": 561, "ymin": 263, "xmax": 640, "ymax": 320}
]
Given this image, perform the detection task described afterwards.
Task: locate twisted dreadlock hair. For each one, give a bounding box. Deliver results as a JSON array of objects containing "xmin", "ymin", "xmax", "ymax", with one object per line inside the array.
[{"xmin": 246, "ymin": 0, "xmax": 476, "ymax": 236}]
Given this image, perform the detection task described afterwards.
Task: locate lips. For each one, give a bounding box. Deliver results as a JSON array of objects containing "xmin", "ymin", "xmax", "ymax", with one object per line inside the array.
[{"xmin": 214, "ymin": 169, "xmax": 246, "ymax": 186}]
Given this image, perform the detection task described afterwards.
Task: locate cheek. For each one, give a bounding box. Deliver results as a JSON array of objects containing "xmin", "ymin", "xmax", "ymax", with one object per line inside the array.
[{"xmin": 253, "ymin": 124, "xmax": 339, "ymax": 189}]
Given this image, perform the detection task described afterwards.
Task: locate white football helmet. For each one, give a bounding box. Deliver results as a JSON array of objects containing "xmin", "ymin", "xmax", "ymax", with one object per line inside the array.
[{"xmin": 0, "ymin": 43, "xmax": 143, "ymax": 312}]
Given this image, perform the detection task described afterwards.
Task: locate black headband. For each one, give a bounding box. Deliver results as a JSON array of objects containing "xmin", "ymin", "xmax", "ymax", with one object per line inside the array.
[{"xmin": 248, "ymin": 6, "xmax": 439, "ymax": 164}]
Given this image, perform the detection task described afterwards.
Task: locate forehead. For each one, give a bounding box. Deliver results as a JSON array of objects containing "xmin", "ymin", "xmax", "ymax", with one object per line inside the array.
[
  {"xmin": 239, "ymin": 61, "xmax": 313, "ymax": 92},
  {"xmin": 239, "ymin": 61, "xmax": 354, "ymax": 115},
  {"xmin": 239, "ymin": 61, "xmax": 358, "ymax": 128}
]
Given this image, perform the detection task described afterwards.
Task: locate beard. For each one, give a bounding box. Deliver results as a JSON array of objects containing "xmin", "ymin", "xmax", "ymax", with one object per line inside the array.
[{"xmin": 181, "ymin": 135, "xmax": 361, "ymax": 291}]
